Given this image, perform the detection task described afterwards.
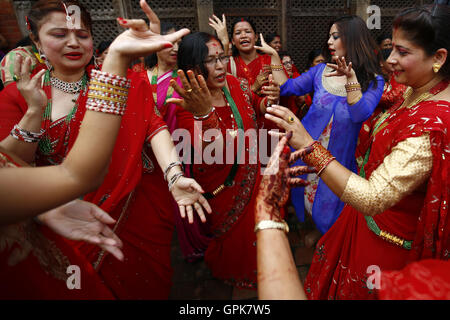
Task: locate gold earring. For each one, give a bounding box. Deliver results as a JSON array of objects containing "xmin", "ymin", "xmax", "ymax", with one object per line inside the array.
[{"xmin": 433, "ymin": 63, "xmax": 441, "ymax": 73}]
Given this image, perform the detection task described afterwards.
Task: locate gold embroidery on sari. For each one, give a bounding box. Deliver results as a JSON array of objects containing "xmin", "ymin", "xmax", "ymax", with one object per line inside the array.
[{"xmin": 341, "ymin": 134, "xmax": 433, "ymax": 216}]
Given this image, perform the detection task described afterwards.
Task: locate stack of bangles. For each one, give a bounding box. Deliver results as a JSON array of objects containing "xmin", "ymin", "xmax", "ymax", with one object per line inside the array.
[
  {"xmin": 10, "ymin": 124, "xmax": 45, "ymax": 143},
  {"xmin": 164, "ymin": 161, "xmax": 184, "ymax": 191},
  {"xmin": 86, "ymin": 69, "xmax": 131, "ymax": 115},
  {"xmin": 270, "ymin": 64, "xmax": 284, "ymax": 72},
  {"xmin": 344, "ymin": 81, "xmax": 361, "ymax": 92},
  {"xmin": 303, "ymin": 141, "xmax": 336, "ymax": 176}
]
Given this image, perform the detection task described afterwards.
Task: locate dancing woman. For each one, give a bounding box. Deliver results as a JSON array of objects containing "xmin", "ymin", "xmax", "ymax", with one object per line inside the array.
[
  {"xmin": 0, "ymin": 0, "xmax": 209, "ymax": 299},
  {"xmin": 258, "ymin": 15, "xmax": 384, "ymax": 243},
  {"xmin": 166, "ymin": 32, "xmax": 283, "ymax": 289},
  {"xmin": 263, "ymin": 4, "xmax": 450, "ymax": 299}
]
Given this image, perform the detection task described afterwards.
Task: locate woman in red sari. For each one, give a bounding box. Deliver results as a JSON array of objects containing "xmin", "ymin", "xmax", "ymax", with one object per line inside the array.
[
  {"xmin": 261, "ymin": 4, "xmax": 450, "ymax": 299},
  {"xmin": 165, "ymin": 32, "xmax": 280, "ymax": 289},
  {"xmin": 121, "ymin": 21, "xmax": 181, "ymax": 299},
  {"xmin": 0, "ymin": 0, "xmax": 209, "ymax": 299}
]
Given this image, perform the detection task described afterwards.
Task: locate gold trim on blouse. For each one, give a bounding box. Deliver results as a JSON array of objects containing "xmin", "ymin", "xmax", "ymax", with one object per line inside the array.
[
  {"xmin": 321, "ymin": 66, "xmax": 347, "ymax": 97},
  {"xmin": 341, "ymin": 134, "xmax": 432, "ymax": 216}
]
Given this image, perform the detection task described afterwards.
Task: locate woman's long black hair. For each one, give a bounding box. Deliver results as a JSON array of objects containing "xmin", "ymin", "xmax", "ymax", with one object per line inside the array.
[{"xmin": 322, "ymin": 15, "xmax": 382, "ymax": 92}]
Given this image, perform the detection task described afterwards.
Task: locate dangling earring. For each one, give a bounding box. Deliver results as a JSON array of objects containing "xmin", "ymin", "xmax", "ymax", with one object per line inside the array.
[
  {"xmin": 433, "ymin": 63, "xmax": 441, "ymax": 74},
  {"xmin": 38, "ymin": 48, "xmax": 53, "ymax": 71}
]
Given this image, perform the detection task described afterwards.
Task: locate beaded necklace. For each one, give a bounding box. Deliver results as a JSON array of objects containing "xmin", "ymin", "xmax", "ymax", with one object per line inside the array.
[
  {"xmin": 38, "ymin": 70, "xmax": 88, "ymax": 158},
  {"xmin": 50, "ymin": 75, "xmax": 85, "ymax": 94},
  {"xmin": 150, "ymin": 65, "xmax": 178, "ymax": 116}
]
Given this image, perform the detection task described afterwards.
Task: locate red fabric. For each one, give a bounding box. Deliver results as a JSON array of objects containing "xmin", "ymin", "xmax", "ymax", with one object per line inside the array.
[
  {"xmin": 0, "ymin": 71, "xmax": 171, "ymax": 299},
  {"xmin": 304, "ymin": 97, "xmax": 450, "ymax": 300},
  {"xmin": 379, "ymin": 259, "xmax": 450, "ymax": 300},
  {"xmin": 356, "ymin": 75, "xmax": 407, "ymax": 166},
  {"xmin": 175, "ymin": 75, "xmax": 261, "ymax": 288},
  {"xmin": 228, "ymin": 54, "xmax": 276, "ymax": 131},
  {"xmin": 75, "ymin": 71, "xmax": 171, "ymax": 299},
  {"xmin": 0, "ymin": 152, "xmax": 114, "ymax": 300}
]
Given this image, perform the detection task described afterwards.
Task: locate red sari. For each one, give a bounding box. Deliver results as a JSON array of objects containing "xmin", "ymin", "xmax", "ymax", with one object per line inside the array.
[
  {"xmin": 175, "ymin": 75, "xmax": 261, "ymax": 288},
  {"xmin": 0, "ymin": 71, "xmax": 169, "ymax": 299},
  {"xmin": 379, "ymin": 259, "xmax": 450, "ymax": 300},
  {"xmin": 356, "ymin": 75, "xmax": 407, "ymax": 169},
  {"xmin": 304, "ymin": 98, "xmax": 450, "ymax": 300},
  {"xmin": 0, "ymin": 152, "xmax": 114, "ymax": 299},
  {"xmin": 228, "ymin": 54, "xmax": 274, "ymax": 131}
]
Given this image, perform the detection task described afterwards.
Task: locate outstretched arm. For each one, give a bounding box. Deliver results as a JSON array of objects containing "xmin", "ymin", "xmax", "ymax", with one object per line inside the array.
[
  {"xmin": 265, "ymin": 104, "xmax": 433, "ymax": 217},
  {"xmin": 150, "ymin": 129, "xmax": 212, "ymax": 224},
  {"xmin": 256, "ymin": 132, "xmax": 312, "ymax": 300}
]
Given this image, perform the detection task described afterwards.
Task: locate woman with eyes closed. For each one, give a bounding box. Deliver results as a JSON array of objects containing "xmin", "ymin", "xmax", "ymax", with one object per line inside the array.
[
  {"xmin": 165, "ymin": 32, "xmax": 285, "ymax": 290},
  {"xmin": 0, "ymin": 0, "xmax": 211, "ymax": 299},
  {"xmin": 258, "ymin": 15, "xmax": 384, "ymax": 247}
]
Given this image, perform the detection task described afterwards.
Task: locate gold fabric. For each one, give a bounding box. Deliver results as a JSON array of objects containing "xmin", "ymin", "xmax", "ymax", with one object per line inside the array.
[{"xmin": 341, "ymin": 134, "xmax": 432, "ymax": 216}]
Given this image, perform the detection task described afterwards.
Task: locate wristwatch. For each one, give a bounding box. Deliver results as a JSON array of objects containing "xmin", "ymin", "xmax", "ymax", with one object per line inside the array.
[{"xmin": 254, "ymin": 220, "xmax": 289, "ymax": 233}]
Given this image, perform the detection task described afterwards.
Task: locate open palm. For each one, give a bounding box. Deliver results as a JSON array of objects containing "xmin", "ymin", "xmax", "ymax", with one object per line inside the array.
[{"xmin": 108, "ymin": 0, "xmax": 190, "ymax": 60}]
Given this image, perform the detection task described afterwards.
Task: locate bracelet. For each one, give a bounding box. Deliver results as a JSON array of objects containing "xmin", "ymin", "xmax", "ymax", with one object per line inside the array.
[
  {"xmin": 302, "ymin": 141, "xmax": 336, "ymax": 176},
  {"xmin": 10, "ymin": 124, "xmax": 45, "ymax": 143},
  {"xmin": 270, "ymin": 64, "xmax": 284, "ymax": 71},
  {"xmin": 254, "ymin": 220, "xmax": 289, "ymax": 233},
  {"xmin": 86, "ymin": 69, "xmax": 131, "ymax": 116},
  {"xmin": 345, "ymin": 82, "xmax": 361, "ymax": 92},
  {"xmin": 168, "ymin": 171, "xmax": 184, "ymax": 191},
  {"xmin": 346, "ymin": 87, "xmax": 361, "ymax": 93},
  {"xmin": 193, "ymin": 107, "xmax": 215, "ymax": 120},
  {"xmin": 199, "ymin": 111, "xmax": 220, "ymax": 131},
  {"xmin": 164, "ymin": 161, "xmax": 182, "ymax": 181}
]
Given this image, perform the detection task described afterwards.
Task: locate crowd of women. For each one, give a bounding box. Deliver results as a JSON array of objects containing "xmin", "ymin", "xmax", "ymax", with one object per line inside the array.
[{"xmin": 0, "ymin": 0, "xmax": 448, "ymax": 300}]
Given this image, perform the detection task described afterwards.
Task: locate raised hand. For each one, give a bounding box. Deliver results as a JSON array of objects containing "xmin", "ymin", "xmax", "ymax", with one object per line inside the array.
[
  {"xmin": 108, "ymin": 0, "xmax": 190, "ymax": 64},
  {"xmin": 14, "ymin": 55, "xmax": 47, "ymax": 111},
  {"xmin": 325, "ymin": 56, "xmax": 355, "ymax": 78},
  {"xmin": 255, "ymin": 132, "xmax": 315, "ymax": 224},
  {"xmin": 254, "ymin": 33, "xmax": 278, "ymax": 56},
  {"xmin": 38, "ymin": 199, "xmax": 124, "ymax": 261},
  {"xmin": 209, "ymin": 14, "xmax": 229, "ymax": 49},
  {"xmin": 170, "ymin": 176, "xmax": 212, "ymax": 224},
  {"xmin": 166, "ymin": 70, "xmax": 213, "ymax": 117},
  {"xmin": 264, "ymin": 104, "xmax": 314, "ymax": 150}
]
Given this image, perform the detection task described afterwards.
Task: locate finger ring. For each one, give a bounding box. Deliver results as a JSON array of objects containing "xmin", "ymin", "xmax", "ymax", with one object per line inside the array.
[
  {"xmin": 13, "ymin": 75, "xmax": 21, "ymax": 82},
  {"xmin": 288, "ymin": 116, "xmax": 295, "ymax": 124},
  {"xmin": 186, "ymin": 88, "xmax": 193, "ymax": 93}
]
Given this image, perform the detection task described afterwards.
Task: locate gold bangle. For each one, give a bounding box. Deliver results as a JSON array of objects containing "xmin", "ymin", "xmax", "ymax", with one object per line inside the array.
[
  {"xmin": 270, "ymin": 64, "xmax": 284, "ymax": 71},
  {"xmin": 303, "ymin": 141, "xmax": 335, "ymax": 175}
]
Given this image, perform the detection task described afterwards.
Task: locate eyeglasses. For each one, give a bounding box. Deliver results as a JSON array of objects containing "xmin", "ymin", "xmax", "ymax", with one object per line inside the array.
[
  {"xmin": 204, "ymin": 55, "xmax": 231, "ymax": 66},
  {"xmin": 283, "ymin": 60, "xmax": 293, "ymax": 66}
]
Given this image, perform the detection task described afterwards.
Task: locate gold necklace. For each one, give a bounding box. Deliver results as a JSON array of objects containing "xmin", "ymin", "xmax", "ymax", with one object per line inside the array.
[{"xmin": 371, "ymin": 86, "xmax": 434, "ymax": 138}]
